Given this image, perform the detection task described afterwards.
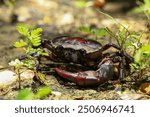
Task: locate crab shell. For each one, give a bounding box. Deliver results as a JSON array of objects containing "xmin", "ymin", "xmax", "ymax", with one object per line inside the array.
[{"xmin": 48, "ymin": 36, "xmax": 103, "ymax": 66}]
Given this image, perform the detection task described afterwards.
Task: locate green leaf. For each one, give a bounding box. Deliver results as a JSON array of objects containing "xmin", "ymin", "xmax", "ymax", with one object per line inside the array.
[
  {"xmin": 40, "ymin": 52, "xmax": 48, "ymax": 56},
  {"xmin": 93, "ymin": 28, "xmax": 108, "ymax": 37},
  {"xmin": 141, "ymin": 45, "xmax": 150, "ymax": 54},
  {"xmin": 132, "ymin": 6, "xmax": 145, "ymax": 13},
  {"xmin": 79, "ymin": 26, "xmax": 92, "ymax": 34},
  {"xmin": 124, "ymin": 42, "xmax": 134, "ymax": 49},
  {"xmin": 134, "ymin": 45, "xmax": 150, "ymax": 69},
  {"xmin": 118, "ymin": 27, "xmax": 127, "ymax": 39},
  {"xmin": 37, "ymin": 72, "xmax": 46, "ymax": 84},
  {"xmin": 29, "ymin": 28, "xmax": 42, "ymax": 47},
  {"xmin": 23, "ymin": 59, "xmax": 36, "ymax": 69},
  {"xmin": 14, "ymin": 40, "xmax": 27, "ymax": 48},
  {"xmin": 74, "ymin": 0, "xmax": 87, "ymax": 8},
  {"xmin": 134, "ymin": 49, "xmax": 142, "ymax": 63},
  {"xmin": 30, "ymin": 37, "xmax": 41, "ymax": 47},
  {"xmin": 16, "ymin": 89, "xmax": 34, "ymax": 100},
  {"xmin": 130, "ymin": 63, "xmax": 139, "ymax": 71},
  {"xmin": 131, "ymin": 0, "xmax": 150, "ymax": 15},
  {"xmin": 31, "ymin": 28, "xmax": 43, "ymax": 37},
  {"xmin": 36, "ymin": 48, "xmax": 48, "ymax": 56},
  {"xmin": 35, "ymin": 86, "xmax": 52, "ymax": 99},
  {"xmin": 16, "ymin": 24, "xmax": 29, "ymax": 36},
  {"xmin": 145, "ymin": 0, "xmax": 150, "ymax": 7}
]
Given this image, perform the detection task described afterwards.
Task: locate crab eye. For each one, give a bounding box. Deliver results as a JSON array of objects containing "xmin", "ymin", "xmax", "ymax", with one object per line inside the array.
[{"xmin": 41, "ymin": 39, "xmax": 50, "ymax": 45}]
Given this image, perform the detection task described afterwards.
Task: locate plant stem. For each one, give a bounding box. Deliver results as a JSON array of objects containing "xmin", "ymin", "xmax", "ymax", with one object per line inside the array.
[
  {"xmin": 17, "ymin": 69, "xmax": 21, "ymax": 89},
  {"xmin": 105, "ymin": 27, "xmax": 121, "ymax": 47},
  {"xmin": 138, "ymin": 69, "xmax": 143, "ymax": 79}
]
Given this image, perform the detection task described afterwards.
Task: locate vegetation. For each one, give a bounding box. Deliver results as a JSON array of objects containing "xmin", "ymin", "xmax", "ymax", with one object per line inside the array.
[
  {"xmin": 133, "ymin": 0, "xmax": 150, "ymax": 20},
  {"xmin": 73, "ymin": 0, "xmax": 92, "ymax": 8},
  {"xmin": 0, "ymin": 0, "xmax": 17, "ymax": 7},
  {"xmin": 9, "ymin": 59, "xmax": 24, "ymax": 89},
  {"xmin": 16, "ymin": 86, "xmax": 52, "ymax": 100},
  {"xmin": 79, "ymin": 11, "xmax": 150, "ymax": 83},
  {"xmin": 10, "ymin": 24, "xmax": 48, "ymax": 89}
]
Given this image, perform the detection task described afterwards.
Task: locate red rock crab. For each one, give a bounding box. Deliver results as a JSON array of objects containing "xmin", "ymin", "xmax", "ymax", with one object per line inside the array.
[{"xmin": 41, "ymin": 36, "xmax": 132, "ymax": 86}]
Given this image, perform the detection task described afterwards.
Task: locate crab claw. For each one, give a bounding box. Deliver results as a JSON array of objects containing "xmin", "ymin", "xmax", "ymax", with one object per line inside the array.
[
  {"xmin": 55, "ymin": 68, "xmax": 107, "ymax": 86},
  {"xmin": 55, "ymin": 60, "xmax": 114, "ymax": 86}
]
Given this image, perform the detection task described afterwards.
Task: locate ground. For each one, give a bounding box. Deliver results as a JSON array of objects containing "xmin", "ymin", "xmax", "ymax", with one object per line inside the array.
[{"xmin": 0, "ymin": 0, "xmax": 150, "ymax": 100}]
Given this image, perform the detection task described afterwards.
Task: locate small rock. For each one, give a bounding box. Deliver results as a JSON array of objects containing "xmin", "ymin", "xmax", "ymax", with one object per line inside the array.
[
  {"xmin": 20, "ymin": 70, "xmax": 34, "ymax": 79},
  {"xmin": 36, "ymin": 0, "xmax": 58, "ymax": 9},
  {"xmin": 14, "ymin": 6, "xmax": 31, "ymax": 22},
  {"xmin": 58, "ymin": 13, "xmax": 74, "ymax": 25},
  {"xmin": 0, "ymin": 69, "xmax": 34, "ymax": 88},
  {"xmin": 51, "ymin": 91, "xmax": 62, "ymax": 96},
  {"xmin": 0, "ymin": 70, "xmax": 16, "ymax": 85}
]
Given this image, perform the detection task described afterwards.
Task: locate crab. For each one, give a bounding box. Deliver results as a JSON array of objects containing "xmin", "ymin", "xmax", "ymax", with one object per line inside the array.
[{"xmin": 41, "ymin": 36, "xmax": 132, "ymax": 86}]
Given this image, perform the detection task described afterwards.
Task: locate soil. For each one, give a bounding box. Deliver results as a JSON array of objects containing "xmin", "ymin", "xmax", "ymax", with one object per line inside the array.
[{"xmin": 0, "ymin": 0, "xmax": 150, "ymax": 100}]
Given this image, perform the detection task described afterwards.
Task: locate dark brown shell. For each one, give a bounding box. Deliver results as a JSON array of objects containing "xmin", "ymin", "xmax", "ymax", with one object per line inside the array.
[
  {"xmin": 51, "ymin": 36, "xmax": 102, "ymax": 53},
  {"xmin": 50, "ymin": 36, "xmax": 103, "ymax": 66}
]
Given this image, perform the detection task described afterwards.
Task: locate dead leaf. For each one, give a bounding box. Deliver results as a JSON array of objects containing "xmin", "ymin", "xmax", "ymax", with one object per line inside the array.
[
  {"xmin": 139, "ymin": 83, "xmax": 150, "ymax": 95},
  {"xmin": 117, "ymin": 89, "xmax": 144, "ymax": 100}
]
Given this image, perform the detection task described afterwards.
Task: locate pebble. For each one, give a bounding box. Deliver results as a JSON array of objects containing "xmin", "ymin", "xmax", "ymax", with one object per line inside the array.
[
  {"xmin": 0, "ymin": 69, "xmax": 34, "ymax": 87},
  {"xmin": 14, "ymin": 7, "xmax": 31, "ymax": 22},
  {"xmin": 51, "ymin": 91, "xmax": 62, "ymax": 96},
  {"xmin": 59, "ymin": 13, "xmax": 74, "ymax": 25},
  {"xmin": 0, "ymin": 70, "xmax": 16, "ymax": 85}
]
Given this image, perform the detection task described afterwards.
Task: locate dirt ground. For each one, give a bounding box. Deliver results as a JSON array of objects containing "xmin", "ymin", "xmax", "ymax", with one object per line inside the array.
[{"xmin": 0, "ymin": 0, "xmax": 150, "ymax": 100}]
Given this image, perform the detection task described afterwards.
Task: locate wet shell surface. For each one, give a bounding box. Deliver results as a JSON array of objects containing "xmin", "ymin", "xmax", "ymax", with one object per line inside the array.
[{"xmin": 51, "ymin": 36, "xmax": 102, "ymax": 53}]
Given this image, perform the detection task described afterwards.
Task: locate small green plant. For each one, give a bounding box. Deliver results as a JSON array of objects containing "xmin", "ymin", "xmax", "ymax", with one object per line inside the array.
[
  {"xmin": 132, "ymin": 0, "xmax": 150, "ymax": 19},
  {"xmin": 15, "ymin": 23, "xmax": 47, "ymax": 57},
  {"xmin": 16, "ymin": 86, "xmax": 52, "ymax": 100},
  {"xmin": 9, "ymin": 59, "xmax": 24, "ymax": 89},
  {"xmin": 79, "ymin": 21, "xmax": 142, "ymax": 53},
  {"xmin": 79, "ymin": 11, "xmax": 150, "ymax": 80},
  {"xmin": 79, "ymin": 26, "xmax": 108, "ymax": 40},
  {"xmin": 104, "ymin": 12, "xmax": 150, "ymax": 80},
  {"xmin": 12, "ymin": 23, "xmax": 48, "ymax": 87},
  {"xmin": 128, "ymin": 0, "xmax": 150, "ymax": 79},
  {"xmin": 130, "ymin": 43, "xmax": 150, "ymax": 79}
]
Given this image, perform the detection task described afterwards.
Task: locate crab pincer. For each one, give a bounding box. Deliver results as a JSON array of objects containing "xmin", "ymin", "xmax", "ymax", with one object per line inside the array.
[{"xmin": 55, "ymin": 60, "xmax": 114, "ymax": 86}]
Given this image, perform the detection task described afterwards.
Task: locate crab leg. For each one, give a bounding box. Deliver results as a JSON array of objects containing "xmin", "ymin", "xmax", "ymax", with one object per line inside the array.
[
  {"xmin": 102, "ymin": 43, "xmax": 121, "ymax": 51},
  {"xmin": 55, "ymin": 60, "xmax": 114, "ymax": 86}
]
